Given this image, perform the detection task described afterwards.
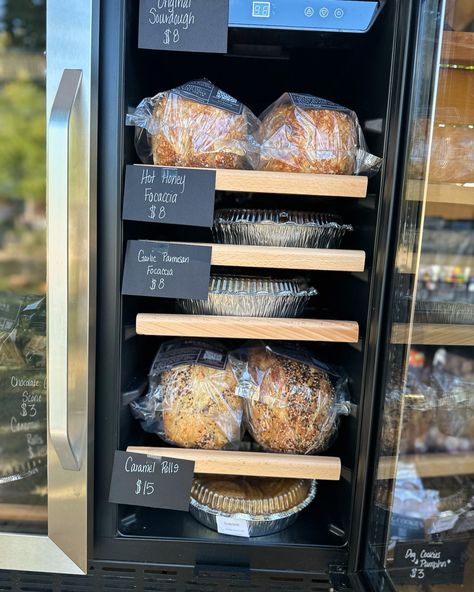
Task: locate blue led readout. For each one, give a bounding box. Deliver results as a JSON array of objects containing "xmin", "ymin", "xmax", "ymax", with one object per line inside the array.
[
  {"xmin": 252, "ymin": 1, "xmax": 271, "ymax": 18},
  {"xmin": 230, "ymin": 1, "xmax": 379, "ymax": 32}
]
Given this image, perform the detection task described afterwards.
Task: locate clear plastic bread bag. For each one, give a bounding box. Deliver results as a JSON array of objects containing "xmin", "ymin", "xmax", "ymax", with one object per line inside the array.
[
  {"xmin": 126, "ymin": 79, "xmax": 260, "ymax": 169},
  {"xmin": 130, "ymin": 339, "xmax": 244, "ymax": 450},
  {"xmin": 257, "ymin": 92, "xmax": 382, "ymax": 176},
  {"xmin": 230, "ymin": 342, "xmax": 351, "ymax": 454}
]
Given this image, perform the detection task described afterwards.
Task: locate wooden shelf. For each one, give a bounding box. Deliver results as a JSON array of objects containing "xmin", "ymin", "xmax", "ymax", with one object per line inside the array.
[
  {"xmin": 0, "ymin": 504, "xmax": 47, "ymax": 523},
  {"xmin": 397, "ymin": 251, "xmax": 474, "ymax": 274},
  {"xmin": 378, "ymin": 452, "xmax": 474, "ymax": 480},
  {"xmin": 406, "ymin": 180, "xmax": 474, "ymax": 205},
  {"xmin": 215, "ymin": 169, "xmax": 367, "ymax": 197},
  {"xmin": 134, "ymin": 164, "xmax": 368, "ymax": 198},
  {"xmin": 136, "ymin": 314, "xmax": 359, "ymax": 342},
  {"xmin": 441, "ymin": 31, "xmax": 474, "ymax": 66},
  {"xmin": 127, "ymin": 447, "xmax": 341, "ymax": 480},
  {"xmin": 207, "ymin": 243, "xmax": 366, "ymax": 272},
  {"xmin": 391, "ymin": 323, "xmax": 474, "ymax": 346}
]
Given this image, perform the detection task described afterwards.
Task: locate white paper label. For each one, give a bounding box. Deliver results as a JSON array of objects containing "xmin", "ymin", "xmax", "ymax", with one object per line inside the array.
[{"xmin": 216, "ymin": 516, "xmax": 250, "ymax": 537}]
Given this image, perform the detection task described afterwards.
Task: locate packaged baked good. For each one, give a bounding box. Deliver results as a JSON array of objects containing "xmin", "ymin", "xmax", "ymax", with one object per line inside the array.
[
  {"xmin": 126, "ymin": 79, "xmax": 259, "ymax": 169},
  {"xmin": 257, "ymin": 92, "xmax": 381, "ymax": 175},
  {"xmin": 213, "ymin": 209, "xmax": 353, "ymax": 249},
  {"xmin": 411, "ymin": 120, "xmax": 474, "ymax": 183},
  {"xmin": 130, "ymin": 339, "xmax": 243, "ymax": 450},
  {"xmin": 232, "ymin": 343, "xmax": 350, "ymax": 454},
  {"xmin": 190, "ymin": 475, "xmax": 316, "ymax": 537},
  {"xmin": 176, "ymin": 275, "xmax": 317, "ymax": 318}
]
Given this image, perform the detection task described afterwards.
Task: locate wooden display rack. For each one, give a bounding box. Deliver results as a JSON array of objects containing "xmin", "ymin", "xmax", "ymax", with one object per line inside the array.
[
  {"xmin": 207, "ymin": 243, "xmax": 366, "ymax": 272},
  {"xmin": 378, "ymin": 452, "xmax": 474, "ymax": 480},
  {"xmin": 127, "ymin": 446, "xmax": 341, "ymax": 481},
  {"xmin": 391, "ymin": 323, "xmax": 474, "ymax": 346},
  {"xmin": 130, "ymin": 168, "xmax": 366, "ymax": 482},
  {"xmin": 136, "ymin": 314, "xmax": 359, "ymax": 342},
  {"xmin": 134, "ymin": 164, "xmax": 369, "ymax": 198}
]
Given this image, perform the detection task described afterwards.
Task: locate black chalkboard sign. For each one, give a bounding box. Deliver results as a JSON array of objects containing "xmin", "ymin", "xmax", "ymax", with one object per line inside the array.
[
  {"xmin": 123, "ymin": 165, "xmax": 215, "ymax": 228},
  {"xmin": 139, "ymin": 0, "xmax": 229, "ymax": 54},
  {"xmin": 122, "ymin": 240, "xmax": 211, "ymax": 299},
  {"xmin": 109, "ymin": 451, "xmax": 194, "ymax": 511},
  {"xmin": 392, "ymin": 541, "xmax": 468, "ymax": 585}
]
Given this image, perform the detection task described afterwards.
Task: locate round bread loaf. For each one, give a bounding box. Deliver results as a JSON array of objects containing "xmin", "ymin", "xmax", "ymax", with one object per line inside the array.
[
  {"xmin": 244, "ymin": 347, "xmax": 337, "ymax": 454},
  {"xmin": 258, "ymin": 104, "xmax": 358, "ymax": 174},
  {"xmin": 161, "ymin": 362, "xmax": 243, "ymax": 449},
  {"xmin": 151, "ymin": 94, "xmax": 253, "ymax": 170}
]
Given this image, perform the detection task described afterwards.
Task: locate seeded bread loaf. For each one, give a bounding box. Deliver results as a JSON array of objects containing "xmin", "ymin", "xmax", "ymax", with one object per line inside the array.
[
  {"xmin": 244, "ymin": 347, "xmax": 337, "ymax": 454},
  {"xmin": 161, "ymin": 362, "xmax": 243, "ymax": 449}
]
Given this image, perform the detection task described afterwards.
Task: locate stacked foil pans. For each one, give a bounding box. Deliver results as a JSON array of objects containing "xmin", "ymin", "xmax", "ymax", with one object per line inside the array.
[
  {"xmin": 414, "ymin": 301, "xmax": 474, "ymax": 325},
  {"xmin": 177, "ymin": 275, "xmax": 317, "ymax": 317},
  {"xmin": 190, "ymin": 477, "xmax": 317, "ymax": 537},
  {"xmin": 213, "ymin": 209, "xmax": 353, "ymax": 248}
]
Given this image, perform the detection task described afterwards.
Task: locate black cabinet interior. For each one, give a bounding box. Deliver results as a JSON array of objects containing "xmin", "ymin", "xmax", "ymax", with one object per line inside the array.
[{"xmin": 94, "ymin": 0, "xmax": 412, "ymax": 573}]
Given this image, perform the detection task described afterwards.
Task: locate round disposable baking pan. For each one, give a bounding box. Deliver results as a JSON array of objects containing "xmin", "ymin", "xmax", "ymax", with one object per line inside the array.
[
  {"xmin": 189, "ymin": 477, "xmax": 317, "ymax": 537},
  {"xmin": 177, "ymin": 275, "xmax": 317, "ymax": 317},
  {"xmin": 213, "ymin": 209, "xmax": 352, "ymax": 248}
]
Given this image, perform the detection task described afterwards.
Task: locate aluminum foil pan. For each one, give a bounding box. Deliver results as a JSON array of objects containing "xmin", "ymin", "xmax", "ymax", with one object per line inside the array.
[
  {"xmin": 213, "ymin": 209, "xmax": 353, "ymax": 248},
  {"xmin": 177, "ymin": 276, "xmax": 317, "ymax": 317},
  {"xmin": 190, "ymin": 479, "xmax": 317, "ymax": 537},
  {"xmin": 414, "ymin": 301, "xmax": 474, "ymax": 325}
]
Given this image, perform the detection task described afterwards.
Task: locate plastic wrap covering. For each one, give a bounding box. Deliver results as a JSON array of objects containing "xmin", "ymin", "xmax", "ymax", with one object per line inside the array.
[
  {"xmin": 232, "ymin": 343, "xmax": 350, "ymax": 454},
  {"xmin": 213, "ymin": 209, "xmax": 353, "ymax": 249},
  {"xmin": 257, "ymin": 92, "xmax": 382, "ymax": 175},
  {"xmin": 0, "ymin": 294, "xmax": 47, "ymax": 504},
  {"xmin": 381, "ymin": 349, "xmax": 474, "ymax": 455},
  {"xmin": 411, "ymin": 120, "xmax": 474, "ymax": 183},
  {"xmin": 126, "ymin": 79, "xmax": 259, "ymax": 170},
  {"xmin": 190, "ymin": 475, "xmax": 316, "ymax": 536},
  {"xmin": 130, "ymin": 339, "xmax": 243, "ymax": 450},
  {"xmin": 177, "ymin": 275, "xmax": 317, "ymax": 318}
]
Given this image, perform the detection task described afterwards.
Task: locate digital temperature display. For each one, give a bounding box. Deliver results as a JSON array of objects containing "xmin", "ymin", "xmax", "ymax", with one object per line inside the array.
[{"xmin": 252, "ymin": 1, "xmax": 271, "ymax": 18}]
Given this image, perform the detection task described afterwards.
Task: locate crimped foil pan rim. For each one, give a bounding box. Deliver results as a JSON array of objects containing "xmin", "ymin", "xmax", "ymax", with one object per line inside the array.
[
  {"xmin": 214, "ymin": 208, "xmax": 353, "ymax": 232},
  {"xmin": 189, "ymin": 480, "xmax": 317, "ymax": 523},
  {"xmin": 208, "ymin": 276, "xmax": 318, "ymax": 298}
]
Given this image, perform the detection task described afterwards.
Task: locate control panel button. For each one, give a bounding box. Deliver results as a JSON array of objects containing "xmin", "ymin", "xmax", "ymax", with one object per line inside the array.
[
  {"xmin": 304, "ymin": 6, "xmax": 315, "ymax": 18},
  {"xmin": 334, "ymin": 8, "xmax": 344, "ymax": 19},
  {"xmin": 319, "ymin": 7, "xmax": 329, "ymax": 18}
]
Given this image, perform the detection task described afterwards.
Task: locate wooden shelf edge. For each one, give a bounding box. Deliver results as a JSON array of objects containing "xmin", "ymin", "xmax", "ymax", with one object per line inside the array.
[
  {"xmin": 391, "ymin": 323, "xmax": 474, "ymax": 346},
  {"xmin": 127, "ymin": 447, "xmax": 341, "ymax": 481},
  {"xmin": 206, "ymin": 243, "xmax": 365, "ymax": 272},
  {"xmin": 406, "ymin": 180, "xmax": 474, "ymax": 205},
  {"xmin": 378, "ymin": 452, "xmax": 474, "ymax": 480},
  {"xmin": 133, "ymin": 164, "xmax": 368, "ymax": 198},
  {"xmin": 136, "ymin": 314, "xmax": 359, "ymax": 343}
]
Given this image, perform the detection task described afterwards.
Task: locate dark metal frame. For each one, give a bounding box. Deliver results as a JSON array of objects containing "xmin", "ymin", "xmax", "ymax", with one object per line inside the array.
[{"xmin": 92, "ymin": 0, "xmax": 434, "ymax": 588}]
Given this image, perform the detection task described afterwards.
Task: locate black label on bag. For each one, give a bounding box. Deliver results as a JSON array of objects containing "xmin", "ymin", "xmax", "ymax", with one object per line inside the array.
[
  {"xmin": 122, "ymin": 240, "xmax": 211, "ymax": 300},
  {"xmin": 138, "ymin": 0, "xmax": 229, "ymax": 54},
  {"xmin": 391, "ymin": 541, "xmax": 468, "ymax": 585},
  {"xmin": 173, "ymin": 80, "xmax": 243, "ymax": 115},
  {"xmin": 288, "ymin": 92, "xmax": 350, "ymax": 113},
  {"xmin": 109, "ymin": 451, "xmax": 194, "ymax": 511},
  {"xmin": 123, "ymin": 165, "xmax": 216, "ymax": 227},
  {"xmin": 390, "ymin": 512, "xmax": 426, "ymax": 540},
  {"xmin": 151, "ymin": 339, "xmax": 228, "ymax": 375}
]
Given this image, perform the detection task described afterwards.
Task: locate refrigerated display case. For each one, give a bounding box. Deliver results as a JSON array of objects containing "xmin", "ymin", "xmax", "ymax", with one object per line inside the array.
[
  {"xmin": 0, "ymin": 1, "xmax": 472, "ymax": 591},
  {"xmin": 361, "ymin": 1, "xmax": 474, "ymax": 590},
  {"xmin": 0, "ymin": 0, "xmax": 98, "ymax": 574}
]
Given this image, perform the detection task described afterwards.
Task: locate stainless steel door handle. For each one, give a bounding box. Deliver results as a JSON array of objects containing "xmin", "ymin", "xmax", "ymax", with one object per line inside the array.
[{"xmin": 48, "ymin": 69, "xmax": 83, "ymax": 471}]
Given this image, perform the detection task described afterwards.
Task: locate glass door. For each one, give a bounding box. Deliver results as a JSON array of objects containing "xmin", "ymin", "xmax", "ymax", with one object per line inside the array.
[
  {"xmin": 0, "ymin": 0, "xmax": 98, "ymax": 574},
  {"xmin": 363, "ymin": 0, "xmax": 474, "ymax": 590}
]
